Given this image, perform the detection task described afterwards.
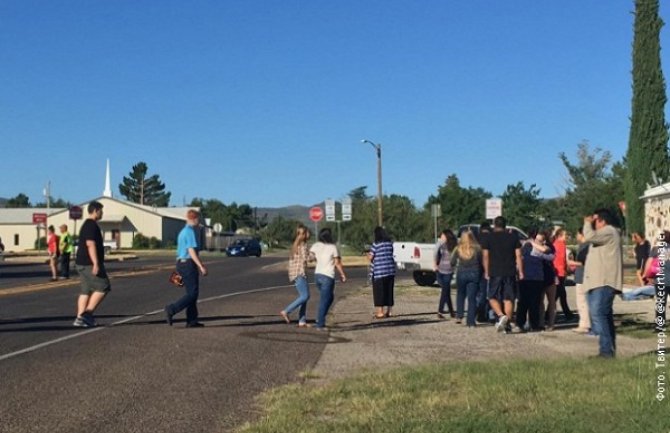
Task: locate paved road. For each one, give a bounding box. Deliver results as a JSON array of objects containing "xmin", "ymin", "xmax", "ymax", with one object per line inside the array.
[{"xmin": 0, "ymin": 255, "xmax": 366, "ymax": 433}]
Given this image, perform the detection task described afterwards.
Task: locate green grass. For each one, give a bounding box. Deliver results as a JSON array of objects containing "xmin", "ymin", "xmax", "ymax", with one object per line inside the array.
[{"xmin": 238, "ymin": 356, "xmax": 669, "ymax": 433}]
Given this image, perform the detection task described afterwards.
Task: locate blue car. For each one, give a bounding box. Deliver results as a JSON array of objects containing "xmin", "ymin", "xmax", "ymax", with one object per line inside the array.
[{"xmin": 225, "ymin": 239, "xmax": 262, "ymax": 257}]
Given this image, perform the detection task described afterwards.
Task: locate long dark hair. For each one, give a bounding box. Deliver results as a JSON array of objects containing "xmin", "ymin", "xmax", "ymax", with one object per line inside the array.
[
  {"xmin": 441, "ymin": 229, "xmax": 457, "ymax": 252},
  {"xmin": 374, "ymin": 226, "xmax": 391, "ymax": 243}
]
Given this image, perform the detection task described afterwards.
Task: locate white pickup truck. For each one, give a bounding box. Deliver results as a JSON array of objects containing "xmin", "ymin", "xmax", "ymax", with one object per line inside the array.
[
  {"xmin": 393, "ymin": 224, "xmax": 529, "ymax": 286},
  {"xmin": 393, "ymin": 241, "xmax": 438, "ymax": 286}
]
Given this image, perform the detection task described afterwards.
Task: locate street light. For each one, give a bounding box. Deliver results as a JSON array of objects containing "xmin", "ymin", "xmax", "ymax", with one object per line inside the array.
[{"xmin": 361, "ymin": 139, "xmax": 383, "ymax": 227}]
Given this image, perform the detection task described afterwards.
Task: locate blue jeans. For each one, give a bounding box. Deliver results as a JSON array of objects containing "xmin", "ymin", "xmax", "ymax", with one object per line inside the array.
[
  {"xmin": 436, "ymin": 272, "xmax": 454, "ymax": 315},
  {"xmin": 587, "ymin": 286, "xmax": 616, "ymax": 357},
  {"xmin": 168, "ymin": 261, "xmax": 199, "ymax": 324},
  {"xmin": 622, "ymin": 285, "xmax": 655, "ymax": 301},
  {"xmin": 284, "ymin": 276, "xmax": 310, "ymax": 324},
  {"xmin": 456, "ymin": 270, "xmax": 481, "ymax": 326},
  {"xmin": 315, "ymin": 274, "xmax": 335, "ymax": 328}
]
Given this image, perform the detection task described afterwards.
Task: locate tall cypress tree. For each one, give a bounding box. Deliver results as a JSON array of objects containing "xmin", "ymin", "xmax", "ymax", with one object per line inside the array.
[{"xmin": 625, "ymin": 0, "xmax": 670, "ymax": 233}]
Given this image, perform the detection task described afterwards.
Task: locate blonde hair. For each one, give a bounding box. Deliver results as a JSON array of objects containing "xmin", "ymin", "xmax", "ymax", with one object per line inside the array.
[
  {"xmin": 458, "ymin": 231, "xmax": 480, "ymax": 260},
  {"xmin": 291, "ymin": 225, "xmax": 309, "ymax": 255}
]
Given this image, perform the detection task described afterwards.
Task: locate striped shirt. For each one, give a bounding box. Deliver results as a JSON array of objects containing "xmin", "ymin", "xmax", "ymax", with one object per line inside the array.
[
  {"xmin": 370, "ymin": 241, "xmax": 395, "ymax": 279},
  {"xmin": 288, "ymin": 244, "xmax": 308, "ymax": 282}
]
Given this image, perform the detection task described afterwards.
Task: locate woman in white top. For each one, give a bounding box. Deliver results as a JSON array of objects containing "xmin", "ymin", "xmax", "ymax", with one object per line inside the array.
[{"xmin": 309, "ymin": 228, "xmax": 346, "ymax": 329}]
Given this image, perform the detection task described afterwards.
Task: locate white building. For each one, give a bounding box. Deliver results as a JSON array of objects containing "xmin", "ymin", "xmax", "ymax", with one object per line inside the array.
[
  {"xmin": 0, "ymin": 160, "xmax": 197, "ymax": 252},
  {"xmin": 641, "ymin": 181, "xmax": 670, "ymax": 241},
  {"xmin": 0, "ymin": 197, "xmax": 194, "ymax": 252}
]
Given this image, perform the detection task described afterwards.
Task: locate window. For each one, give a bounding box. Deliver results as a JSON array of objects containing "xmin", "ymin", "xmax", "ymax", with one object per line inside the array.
[{"xmin": 14, "ymin": 234, "xmax": 19, "ymax": 246}]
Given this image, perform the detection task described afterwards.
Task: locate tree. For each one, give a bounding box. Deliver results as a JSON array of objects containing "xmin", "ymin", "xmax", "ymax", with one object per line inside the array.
[
  {"xmin": 500, "ymin": 182, "xmax": 542, "ymax": 231},
  {"xmin": 625, "ymin": 0, "xmax": 670, "ymax": 233},
  {"xmin": 261, "ymin": 215, "xmax": 301, "ymax": 248},
  {"xmin": 119, "ymin": 162, "xmax": 171, "ymax": 206},
  {"xmin": 426, "ymin": 174, "xmax": 492, "ymax": 230},
  {"xmin": 189, "ymin": 198, "xmax": 255, "ymax": 232},
  {"xmin": 6, "ymin": 193, "xmax": 31, "ymax": 208},
  {"xmin": 35, "ymin": 197, "xmax": 71, "ymax": 208},
  {"xmin": 559, "ymin": 141, "xmax": 626, "ymax": 231}
]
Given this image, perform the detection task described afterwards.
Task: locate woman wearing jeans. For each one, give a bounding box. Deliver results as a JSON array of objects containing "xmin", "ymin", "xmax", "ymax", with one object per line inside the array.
[
  {"xmin": 309, "ymin": 228, "xmax": 346, "ymax": 330},
  {"xmin": 450, "ymin": 231, "xmax": 482, "ymax": 327},
  {"xmin": 280, "ymin": 225, "xmax": 312, "ymax": 327},
  {"xmin": 435, "ymin": 229, "xmax": 457, "ymax": 319}
]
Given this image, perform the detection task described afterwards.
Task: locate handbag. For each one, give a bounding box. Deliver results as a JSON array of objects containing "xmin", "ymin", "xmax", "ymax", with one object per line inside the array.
[
  {"xmin": 169, "ymin": 271, "xmax": 184, "ymax": 287},
  {"xmin": 644, "ymin": 257, "xmax": 660, "ymax": 279}
]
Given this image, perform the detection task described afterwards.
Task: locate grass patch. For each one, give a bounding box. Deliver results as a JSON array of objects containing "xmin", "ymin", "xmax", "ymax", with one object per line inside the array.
[{"xmin": 238, "ymin": 356, "xmax": 668, "ymax": 433}]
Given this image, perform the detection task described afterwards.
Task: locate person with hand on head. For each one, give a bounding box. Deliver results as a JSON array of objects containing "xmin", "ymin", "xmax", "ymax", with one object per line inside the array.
[
  {"xmin": 582, "ymin": 209, "xmax": 623, "ymax": 358},
  {"xmin": 73, "ymin": 201, "xmax": 110, "ymax": 327},
  {"xmin": 280, "ymin": 225, "xmax": 312, "ymax": 327},
  {"xmin": 165, "ymin": 209, "xmax": 208, "ymax": 328}
]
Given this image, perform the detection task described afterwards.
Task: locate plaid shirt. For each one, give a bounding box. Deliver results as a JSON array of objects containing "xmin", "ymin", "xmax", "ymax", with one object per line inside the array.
[{"xmin": 288, "ymin": 244, "xmax": 308, "ymax": 282}]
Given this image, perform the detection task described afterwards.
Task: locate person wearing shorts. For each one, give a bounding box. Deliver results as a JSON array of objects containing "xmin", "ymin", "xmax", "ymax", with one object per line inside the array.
[
  {"xmin": 73, "ymin": 201, "xmax": 110, "ymax": 327},
  {"xmin": 481, "ymin": 216, "xmax": 524, "ymax": 334}
]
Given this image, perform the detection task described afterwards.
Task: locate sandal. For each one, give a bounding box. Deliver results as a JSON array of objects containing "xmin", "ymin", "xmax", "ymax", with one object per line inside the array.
[
  {"xmin": 297, "ymin": 322, "xmax": 312, "ymax": 328},
  {"xmin": 373, "ymin": 314, "xmax": 385, "ymax": 319},
  {"xmin": 279, "ymin": 311, "xmax": 290, "ymax": 324}
]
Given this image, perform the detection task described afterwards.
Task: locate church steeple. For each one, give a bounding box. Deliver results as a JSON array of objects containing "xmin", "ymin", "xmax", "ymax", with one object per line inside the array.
[{"xmin": 103, "ymin": 159, "xmax": 113, "ymax": 198}]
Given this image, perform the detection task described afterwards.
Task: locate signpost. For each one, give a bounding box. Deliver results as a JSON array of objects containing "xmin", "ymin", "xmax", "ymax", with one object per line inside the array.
[
  {"xmin": 68, "ymin": 206, "xmax": 83, "ymax": 243},
  {"xmin": 485, "ymin": 198, "xmax": 503, "ymax": 220},
  {"xmin": 309, "ymin": 206, "xmax": 323, "ymax": 235},
  {"xmin": 431, "ymin": 204, "xmax": 441, "ymax": 241},
  {"xmin": 342, "ymin": 197, "xmax": 352, "ymax": 222},
  {"xmin": 33, "ymin": 213, "xmax": 48, "ymax": 251},
  {"xmin": 325, "ymin": 199, "xmax": 336, "ymax": 222}
]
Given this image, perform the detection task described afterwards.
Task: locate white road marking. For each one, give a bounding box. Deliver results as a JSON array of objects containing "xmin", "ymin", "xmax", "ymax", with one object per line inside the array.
[{"xmin": 0, "ymin": 284, "xmax": 293, "ymax": 362}]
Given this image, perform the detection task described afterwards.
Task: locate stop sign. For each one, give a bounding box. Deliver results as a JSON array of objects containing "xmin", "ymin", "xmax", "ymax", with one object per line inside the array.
[
  {"xmin": 69, "ymin": 205, "xmax": 83, "ymax": 220},
  {"xmin": 309, "ymin": 206, "xmax": 323, "ymax": 222}
]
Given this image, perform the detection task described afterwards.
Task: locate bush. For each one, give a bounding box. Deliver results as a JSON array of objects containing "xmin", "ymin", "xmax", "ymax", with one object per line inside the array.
[{"xmin": 132, "ymin": 233, "xmax": 163, "ymax": 249}]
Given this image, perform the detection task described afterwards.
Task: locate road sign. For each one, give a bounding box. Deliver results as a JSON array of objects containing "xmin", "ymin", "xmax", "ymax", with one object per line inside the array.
[
  {"xmin": 325, "ymin": 199, "xmax": 336, "ymax": 222},
  {"xmin": 69, "ymin": 205, "xmax": 83, "ymax": 220},
  {"xmin": 213, "ymin": 222, "xmax": 223, "ymax": 233},
  {"xmin": 309, "ymin": 206, "xmax": 323, "ymax": 222},
  {"xmin": 486, "ymin": 198, "xmax": 503, "ymax": 219},
  {"xmin": 32, "ymin": 213, "xmax": 48, "ymax": 224},
  {"xmin": 342, "ymin": 196, "xmax": 352, "ymax": 221}
]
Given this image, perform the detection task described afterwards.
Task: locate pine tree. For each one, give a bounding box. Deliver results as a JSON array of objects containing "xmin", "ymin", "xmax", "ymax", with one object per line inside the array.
[
  {"xmin": 625, "ymin": 0, "xmax": 670, "ymax": 233},
  {"xmin": 119, "ymin": 162, "xmax": 171, "ymax": 207}
]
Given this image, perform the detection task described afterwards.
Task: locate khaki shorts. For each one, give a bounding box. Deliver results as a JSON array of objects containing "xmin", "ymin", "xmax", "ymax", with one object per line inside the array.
[{"xmin": 76, "ymin": 265, "xmax": 111, "ymax": 295}]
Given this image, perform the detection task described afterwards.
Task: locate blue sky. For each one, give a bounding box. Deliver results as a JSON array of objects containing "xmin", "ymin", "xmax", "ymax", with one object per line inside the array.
[{"xmin": 1, "ymin": 1, "xmax": 667, "ymax": 209}]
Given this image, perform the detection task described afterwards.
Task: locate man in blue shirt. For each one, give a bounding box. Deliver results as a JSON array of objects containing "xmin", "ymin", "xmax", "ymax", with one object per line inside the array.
[{"xmin": 165, "ymin": 210, "xmax": 208, "ymax": 328}]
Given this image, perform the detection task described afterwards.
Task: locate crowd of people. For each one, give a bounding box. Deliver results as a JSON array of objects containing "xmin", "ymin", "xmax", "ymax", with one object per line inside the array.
[{"xmin": 55, "ymin": 200, "xmax": 665, "ymax": 359}]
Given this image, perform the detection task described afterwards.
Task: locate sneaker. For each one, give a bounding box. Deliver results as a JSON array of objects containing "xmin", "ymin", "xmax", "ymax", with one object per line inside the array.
[
  {"xmin": 72, "ymin": 317, "xmax": 90, "ymax": 328},
  {"xmin": 495, "ymin": 315, "xmax": 509, "ymax": 333},
  {"xmin": 81, "ymin": 312, "xmax": 97, "ymax": 327}
]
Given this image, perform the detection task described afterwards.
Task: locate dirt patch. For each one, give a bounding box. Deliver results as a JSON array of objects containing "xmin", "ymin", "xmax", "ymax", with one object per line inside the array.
[{"xmin": 311, "ymin": 279, "xmax": 657, "ymax": 382}]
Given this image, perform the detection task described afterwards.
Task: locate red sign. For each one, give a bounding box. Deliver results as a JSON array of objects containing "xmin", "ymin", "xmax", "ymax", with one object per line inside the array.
[
  {"xmin": 309, "ymin": 207, "xmax": 324, "ymax": 222},
  {"xmin": 32, "ymin": 213, "xmax": 48, "ymax": 224},
  {"xmin": 69, "ymin": 205, "xmax": 83, "ymax": 220}
]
